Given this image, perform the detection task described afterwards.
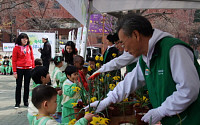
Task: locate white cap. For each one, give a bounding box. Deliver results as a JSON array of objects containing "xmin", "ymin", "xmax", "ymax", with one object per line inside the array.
[{"xmin": 42, "ymin": 35, "xmax": 48, "ymax": 39}]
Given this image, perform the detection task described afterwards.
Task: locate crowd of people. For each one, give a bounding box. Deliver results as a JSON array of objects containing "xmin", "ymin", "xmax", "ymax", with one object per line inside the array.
[{"xmin": 6, "ymin": 13, "xmax": 200, "ymax": 125}]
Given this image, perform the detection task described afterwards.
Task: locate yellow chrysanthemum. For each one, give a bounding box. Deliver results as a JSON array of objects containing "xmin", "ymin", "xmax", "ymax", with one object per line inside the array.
[
  {"xmin": 123, "ymin": 98, "xmax": 128, "ymax": 102},
  {"xmin": 106, "ymin": 74, "xmax": 111, "ymax": 77},
  {"xmin": 113, "ymin": 76, "xmax": 120, "ymax": 81},
  {"xmin": 142, "ymin": 96, "xmax": 148, "ymax": 102},
  {"xmin": 88, "ymin": 66, "xmax": 92, "ymax": 72},
  {"xmin": 109, "ymin": 84, "xmax": 116, "ymax": 90},
  {"xmin": 96, "ymin": 63, "xmax": 100, "ymax": 68},
  {"xmin": 90, "ymin": 117, "xmax": 101, "ymax": 125},
  {"xmin": 71, "ymin": 103, "xmax": 78, "ymax": 107},
  {"xmin": 85, "ymin": 111, "xmax": 94, "ymax": 115},
  {"xmin": 90, "ymin": 97, "xmax": 97, "ymax": 102},
  {"xmin": 112, "ymin": 53, "xmax": 117, "ymax": 57},
  {"xmin": 99, "ymin": 117, "xmax": 110, "ymax": 125},
  {"xmin": 68, "ymin": 119, "xmax": 77, "ymax": 125},
  {"xmin": 99, "ymin": 77, "xmax": 104, "ymax": 83},
  {"xmin": 95, "ymin": 55, "xmax": 100, "ymax": 61},
  {"xmin": 100, "ymin": 56, "xmax": 103, "ymax": 61},
  {"xmin": 72, "ymin": 86, "xmax": 81, "ymax": 92}
]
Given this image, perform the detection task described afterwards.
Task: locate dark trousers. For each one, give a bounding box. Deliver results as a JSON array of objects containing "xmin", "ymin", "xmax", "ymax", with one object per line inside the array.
[
  {"xmin": 42, "ymin": 59, "xmax": 50, "ymax": 71},
  {"xmin": 15, "ymin": 69, "xmax": 31, "ymax": 105}
]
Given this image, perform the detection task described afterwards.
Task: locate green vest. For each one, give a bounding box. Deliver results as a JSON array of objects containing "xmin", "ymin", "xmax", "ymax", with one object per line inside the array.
[
  {"xmin": 126, "ymin": 62, "xmax": 137, "ymax": 72},
  {"xmin": 139, "ymin": 37, "xmax": 200, "ymax": 125}
]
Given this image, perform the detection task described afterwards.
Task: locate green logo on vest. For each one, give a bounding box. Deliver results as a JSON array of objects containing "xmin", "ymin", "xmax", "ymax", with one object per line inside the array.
[{"xmin": 145, "ymin": 68, "xmax": 150, "ymax": 75}]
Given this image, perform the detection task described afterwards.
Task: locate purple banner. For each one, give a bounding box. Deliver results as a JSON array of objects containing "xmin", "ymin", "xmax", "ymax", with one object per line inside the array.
[{"xmin": 89, "ymin": 14, "xmax": 109, "ymax": 33}]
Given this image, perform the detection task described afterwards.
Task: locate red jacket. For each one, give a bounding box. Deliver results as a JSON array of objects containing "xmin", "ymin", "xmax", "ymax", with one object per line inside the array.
[
  {"xmin": 78, "ymin": 70, "xmax": 88, "ymax": 91},
  {"xmin": 12, "ymin": 45, "xmax": 35, "ymax": 72}
]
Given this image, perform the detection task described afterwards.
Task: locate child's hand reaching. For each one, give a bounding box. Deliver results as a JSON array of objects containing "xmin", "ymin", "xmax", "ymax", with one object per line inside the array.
[
  {"xmin": 84, "ymin": 113, "xmax": 95, "ymax": 122},
  {"xmin": 57, "ymin": 90, "xmax": 62, "ymax": 96}
]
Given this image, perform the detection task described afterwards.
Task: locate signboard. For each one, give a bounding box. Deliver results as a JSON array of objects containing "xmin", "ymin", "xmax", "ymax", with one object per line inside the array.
[
  {"xmin": 19, "ymin": 32, "xmax": 56, "ymax": 59},
  {"xmin": 3, "ymin": 43, "xmax": 15, "ymax": 52},
  {"xmin": 89, "ymin": 14, "xmax": 109, "ymax": 33}
]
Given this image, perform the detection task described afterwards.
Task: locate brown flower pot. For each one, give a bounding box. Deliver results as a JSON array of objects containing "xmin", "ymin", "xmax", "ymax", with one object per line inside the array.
[
  {"xmin": 73, "ymin": 108, "xmax": 84, "ymax": 120},
  {"xmin": 135, "ymin": 113, "xmax": 148, "ymax": 125}
]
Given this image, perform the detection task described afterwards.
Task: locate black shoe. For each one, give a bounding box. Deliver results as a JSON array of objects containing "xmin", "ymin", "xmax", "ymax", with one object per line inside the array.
[
  {"xmin": 14, "ymin": 104, "xmax": 20, "ymax": 109},
  {"xmin": 24, "ymin": 102, "xmax": 29, "ymax": 107}
]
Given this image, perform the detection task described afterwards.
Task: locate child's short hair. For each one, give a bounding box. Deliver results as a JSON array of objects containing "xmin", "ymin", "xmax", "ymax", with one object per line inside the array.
[
  {"xmin": 4, "ymin": 56, "xmax": 8, "ymax": 59},
  {"xmin": 31, "ymin": 66, "xmax": 49, "ymax": 84},
  {"xmin": 34, "ymin": 58, "xmax": 43, "ymax": 66},
  {"xmin": 64, "ymin": 65, "xmax": 78, "ymax": 76},
  {"xmin": 54, "ymin": 56, "xmax": 62, "ymax": 66},
  {"xmin": 88, "ymin": 57, "xmax": 96, "ymax": 63},
  {"xmin": 32, "ymin": 85, "xmax": 57, "ymax": 109},
  {"xmin": 73, "ymin": 55, "xmax": 84, "ymax": 65}
]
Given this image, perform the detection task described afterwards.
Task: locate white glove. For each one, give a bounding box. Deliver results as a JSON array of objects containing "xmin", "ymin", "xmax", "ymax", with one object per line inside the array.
[
  {"xmin": 141, "ymin": 108, "xmax": 164, "ymax": 124},
  {"xmin": 84, "ymin": 97, "xmax": 112, "ymax": 113}
]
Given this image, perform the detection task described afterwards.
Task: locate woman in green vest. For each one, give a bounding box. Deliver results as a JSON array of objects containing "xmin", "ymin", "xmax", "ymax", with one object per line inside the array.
[{"xmin": 86, "ymin": 13, "xmax": 200, "ymax": 125}]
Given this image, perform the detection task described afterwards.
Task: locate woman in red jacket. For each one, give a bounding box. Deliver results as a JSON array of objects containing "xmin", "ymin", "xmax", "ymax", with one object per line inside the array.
[{"xmin": 12, "ymin": 33, "xmax": 35, "ymax": 108}]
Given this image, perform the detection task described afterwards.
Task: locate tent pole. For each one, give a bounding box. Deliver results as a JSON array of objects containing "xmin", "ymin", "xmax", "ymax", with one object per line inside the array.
[{"xmin": 81, "ymin": 0, "xmax": 93, "ymax": 60}]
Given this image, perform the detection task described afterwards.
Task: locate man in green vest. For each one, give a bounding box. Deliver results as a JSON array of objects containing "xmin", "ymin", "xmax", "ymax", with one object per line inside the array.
[{"xmin": 85, "ymin": 13, "xmax": 200, "ymax": 125}]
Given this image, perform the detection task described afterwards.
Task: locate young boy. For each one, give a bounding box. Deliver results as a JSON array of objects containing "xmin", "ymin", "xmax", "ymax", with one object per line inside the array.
[
  {"xmin": 32, "ymin": 85, "xmax": 94, "ymax": 125},
  {"xmin": 34, "ymin": 58, "xmax": 43, "ymax": 66},
  {"xmin": 61, "ymin": 65, "xmax": 80, "ymax": 123},
  {"xmin": 73, "ymin": 55, "xmax": 88, "ymax": 91},
  {"xmin": 88, "ymin": 57, "xmax": 96, "ymax": 76},
  {"xmin": 1, "ymin": 56, "xmax": 10, "ymax": 75},
  {"xmin": 0, "ymin": 54, "xmax": 3, "ymax": 73},
  {"xmin": 27, "ymin": 66, "xmax": 51, "ymax": 125}
]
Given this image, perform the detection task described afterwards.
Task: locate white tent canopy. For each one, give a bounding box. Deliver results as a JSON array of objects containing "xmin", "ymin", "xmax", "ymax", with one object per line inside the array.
[{"xmin": 93, "ymin": 0, "xmax": 200, "ymax": 13}]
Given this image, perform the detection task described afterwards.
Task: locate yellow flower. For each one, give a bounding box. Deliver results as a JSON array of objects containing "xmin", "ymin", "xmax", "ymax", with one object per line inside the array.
[
  {"xmin": 90, "ymin": 97, "xmax": 97, "ymax": 102},
  {"xmin": 90, "ymin": 117, "xmax": 110, "ymax": 125},
  {"xmin": 95, "ymin": 55, "xmax": 100, "ymax": 61},
  {"xmin": 123, "ymin": 98, "xmax": 128, "ymax": 102},
  {"xmin": 72, "ymin": 86, "xmax": 81, "ymax": 92},
  {"xmin": 100, "ymin": 56, "xmax": 103, "ymax": 61},
  {"xmin": 106, "ymin": 74, "xmax": 111, "ymax": 77},
  {"xmin": 68, "ymin": 119, "xmax": 77, "ymax": 125},
  {"xmin": 88, "ymin": 66, "xmax": 92, "ymax": 72},
  {"xmin": 112, "ymin": 53, "xmax": 117, "ymax": 57},
  {"xmin": 142, "ymin": 96, "xmax": 148, "ymax": 102},
  {"xmin": 71, "ymin": 103, "xmax": 78, "ymax": 107},
  {"xmin": 99, "ymin": 117, "xmax": 110, "ymax": 125},
  {"xmin": 113, "ymin": 76, "xmax": 120, "ymax": 81},
  {"xmin": 99, "ymin": 77, "xmax": 104, "ymax": 83},
  {"xmin": 85, "ymin": 111, "xmax": 94, "ymax": 115},
  {"xmin": 109, "ymin": 84, "xmax": 116, "ymax": 90},
  {"xmin": 96, "ymin": 63, "xmax": 100, "ymax": 68},
  {"xmin": 90, "ymin": 117, "xmax": 101, "ymax": 125}
]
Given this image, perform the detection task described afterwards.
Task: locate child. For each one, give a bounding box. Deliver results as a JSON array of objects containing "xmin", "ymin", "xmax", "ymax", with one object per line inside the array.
[
  {"xmin": 1, "ymin": 56, "xmax": 10, "ymax": 75},
  {"xmin": 0, "ymin": 54, "xmax": 3, "ymax": 73},
  {"xmin": 51, "ymin": 56, "xmax": 66, "ymax": 116},
  {"xmin": 61, "ymin": 65, "xmax": 80, "ymax": 123},
  {"xmin": 32, "ymin": 85, "xmax": 94, "ymax": 125},
  {"xmin": 88, "ymin": 57, "xmax": 96, "ymax": 76},
  {"xmin": 27, "ymin": 66, "xmax": 51, "ymax": 125},
  {"xmin": 73, "ymin": 55, "xmax": 88, "ymax": 91},
  {"xmin": 8, "ymin": 56, "xmax": 13, "ymax": 75},
  {"xmin": 34, "ymin": 58, "xmax": 43, "ymax": 66},
  {"xmin": 82, "ymin": 62, "xmax": 90, "ymax": 82}
]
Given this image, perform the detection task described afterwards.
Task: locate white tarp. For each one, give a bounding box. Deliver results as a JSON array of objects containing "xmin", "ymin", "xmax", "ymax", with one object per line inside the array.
[
  {"xmin": 76, "ymin": 27, "xmax": 83, "ymax": 54},
  {"xmin": 3, "ymin": 43, "xmax": 15, "ymax": 52},
  {"xmin": 56, "ymin": 0, "xmax": 88, "ymax": 25},
  {"xmin": 93, "ymin": 0, "xmax": 200, "ymax": 13},
  {"xmin": 19, "ymin": 32, "xmax": 56, "ymax": 59}
]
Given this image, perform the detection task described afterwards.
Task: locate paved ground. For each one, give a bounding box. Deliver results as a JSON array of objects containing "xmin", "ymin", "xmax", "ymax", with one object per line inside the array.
[{"xmin": 0, "ymin": 62, "xmax": 54, "ymax": 125}]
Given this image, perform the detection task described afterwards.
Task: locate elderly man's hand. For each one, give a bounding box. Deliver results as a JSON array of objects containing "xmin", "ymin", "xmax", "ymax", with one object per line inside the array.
[
  {"xmin": 141, "ymin": 108, "xmax": 164, "ymax": 124},
  {"xmin": 84, "ymin": 98, "xmax": 112, "ymax": 113}
]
